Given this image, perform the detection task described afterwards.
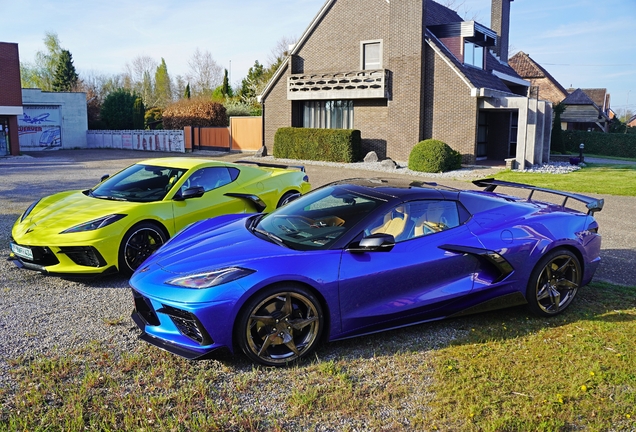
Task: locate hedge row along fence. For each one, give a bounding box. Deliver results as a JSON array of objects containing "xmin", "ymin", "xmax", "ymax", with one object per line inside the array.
[
  {"xmin": 563, "ymin": 131, "xmax": 636, "ymax": 159},
  {"xmin": 273, "ymin": 128, "xmax": 361, "ymax": 163}
]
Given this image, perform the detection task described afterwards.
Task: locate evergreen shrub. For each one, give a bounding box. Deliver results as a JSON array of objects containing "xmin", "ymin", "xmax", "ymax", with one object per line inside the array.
[
  {"xmin": 273, "ymin": 128, "xmax": 361, "ymax": 163},
  {"xmin": 408, "ymin": 139, "xmax": 462, "ymax": 173}
]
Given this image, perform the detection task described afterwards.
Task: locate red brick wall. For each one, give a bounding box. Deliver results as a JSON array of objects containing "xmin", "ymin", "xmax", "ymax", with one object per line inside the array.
[{"xmin": 0, "ymin": 42, "xmax": 22, "ymax": 106}]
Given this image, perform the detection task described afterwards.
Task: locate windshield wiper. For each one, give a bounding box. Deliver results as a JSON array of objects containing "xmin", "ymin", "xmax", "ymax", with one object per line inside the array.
[
  {"xmin": 253, "ymin": 227, "xmax": 288, "ymax": 248},
  {"xmin": 92, "ymin": 194, "xmax": 128, "ymax": 202}
]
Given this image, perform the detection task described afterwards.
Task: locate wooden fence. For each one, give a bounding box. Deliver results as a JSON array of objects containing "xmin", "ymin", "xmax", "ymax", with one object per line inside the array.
[{"xmin": 184, "ymin": 117, "xmax": 262, "ymax": 152}]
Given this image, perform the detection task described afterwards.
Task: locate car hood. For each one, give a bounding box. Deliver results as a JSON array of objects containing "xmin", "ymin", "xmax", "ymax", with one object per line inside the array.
[
  {"xmin": 17, "ymin": 190, "xmax": 141, "ymax": 233},
  {"xmin": 146, "ymin": 215, "xmax": 297, "ymax": 275}
]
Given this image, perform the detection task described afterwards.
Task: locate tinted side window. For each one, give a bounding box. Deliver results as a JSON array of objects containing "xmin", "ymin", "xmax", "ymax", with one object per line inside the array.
[
  {"xmin": 366, "ymin": 200, "xmax": 461, "ymax": 242},
  {"xmin": 183, "ymin": 167, "xmax": 234, "ymax": 192}
]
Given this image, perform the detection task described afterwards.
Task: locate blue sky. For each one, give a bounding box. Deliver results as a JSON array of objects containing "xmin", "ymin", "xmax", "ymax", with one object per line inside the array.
[{"xmin": 3, "ymin": 0, "xmax": 634, "ymax": 116}]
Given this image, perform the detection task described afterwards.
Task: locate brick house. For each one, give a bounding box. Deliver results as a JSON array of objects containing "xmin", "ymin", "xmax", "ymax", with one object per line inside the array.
[
  {"xmin": 509, "ymin": 51, "xmax": 611, "ymax": 132},
  {"xmin": 508, "ymin": 51, "xmax": 568, "ymax": 105},
  {"xmin": 260, "ymin": 0, "xmax": 552, "ymax": 167},
  {"xmin": 0, "ymin": 42, "xmax": 23, "ymax": 156}
]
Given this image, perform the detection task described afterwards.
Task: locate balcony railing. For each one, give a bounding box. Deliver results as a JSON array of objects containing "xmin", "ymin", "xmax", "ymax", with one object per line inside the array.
[{"xmin": 287, "ymin": 69, "xmax": 388, "ymax": 100}]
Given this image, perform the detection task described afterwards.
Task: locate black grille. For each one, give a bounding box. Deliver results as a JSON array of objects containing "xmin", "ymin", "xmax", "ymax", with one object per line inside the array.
[
  {"xmin": 58, "ymin": 246, "xmax": 106, "ymax": 267},
  {"xmin": 132, "ymin": 290, "xmax": 160, "ymax": 326},
  {"xmin": 157, "ymin": 304, "xmax": 213, "ymax": 346}
]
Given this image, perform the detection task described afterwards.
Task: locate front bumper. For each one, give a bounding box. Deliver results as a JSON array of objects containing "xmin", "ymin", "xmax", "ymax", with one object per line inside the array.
[{"xmin": 9, "ymin": 238, "xmax": 118, "ymax": 276}]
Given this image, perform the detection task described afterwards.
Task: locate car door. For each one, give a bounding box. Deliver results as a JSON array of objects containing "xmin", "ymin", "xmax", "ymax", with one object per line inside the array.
[
  {"xmin": 337, "ymin": 200, "xmax": 482, "ymax": 336},
  {"xmin": 171, "ymin": 166, "xmax": 249, "ymax": 233}
]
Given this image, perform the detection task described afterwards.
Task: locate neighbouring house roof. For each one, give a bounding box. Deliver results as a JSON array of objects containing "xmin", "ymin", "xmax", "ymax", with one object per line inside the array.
[
  {"xmin": 568, "ymin": 88, "xmax": 609, "ymax": 112},
  {"xmin": 562, "ymin": 88, "xmax": 610, "ymax": 122},
  {"xmin": 562, "ymin": 88, "xmax": 599, "ymax": 106},
  {"xmin": 508, "ymin": 51, "xmax": 568, "ymax": 95},
  {"xmin": 628, "ymin": 115, "xmax": 636, "ymax": 127}
]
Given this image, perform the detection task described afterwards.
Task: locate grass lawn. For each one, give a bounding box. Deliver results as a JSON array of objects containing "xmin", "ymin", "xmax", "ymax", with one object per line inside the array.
[
  {"xmin": 2, "ymin": 282, "xmax": 634, "ymax": 431},
  {"xmin": 493, "ymin": 163, "xmax": 636, "ymax": 196}
]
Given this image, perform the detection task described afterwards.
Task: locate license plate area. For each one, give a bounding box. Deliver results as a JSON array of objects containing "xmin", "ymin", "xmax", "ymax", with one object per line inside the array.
[{"xmin": 10, "ymin": 243, "xmax": 34, "ymax": 260}]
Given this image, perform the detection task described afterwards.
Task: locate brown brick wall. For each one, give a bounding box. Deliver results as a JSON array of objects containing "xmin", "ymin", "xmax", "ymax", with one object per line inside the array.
[
  {"xmin": 263, "ymin": 0, "xmax": 484, "ymax": 163},
  {"xmin": 423, "ymin": 44, "xmax": 478, "ymax": 164},
  {"xmin": 263, "ymin": 63, "xmax": 292, "ymax": 148},
  {"xmin": 0, "ymin": 42, "xmax": 23, "ymax": 106},
  {"xmin": 527, "ymin": 78, "xmax": 567, "ymax": 105},
  {"xmin": 264, "ymin": 0, "xmax": 429, "ymax": 162}
]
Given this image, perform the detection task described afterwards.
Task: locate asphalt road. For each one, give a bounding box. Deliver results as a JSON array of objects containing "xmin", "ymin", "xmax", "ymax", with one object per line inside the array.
[{"xmin": 2, "ymin": 148, "xmax": 634, "ymax": 286}]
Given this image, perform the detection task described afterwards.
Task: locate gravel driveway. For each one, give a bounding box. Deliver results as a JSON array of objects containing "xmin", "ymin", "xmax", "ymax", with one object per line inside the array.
[{"xmin": 1, "ymin": 149, "xmax": 634, "ymax": 390}]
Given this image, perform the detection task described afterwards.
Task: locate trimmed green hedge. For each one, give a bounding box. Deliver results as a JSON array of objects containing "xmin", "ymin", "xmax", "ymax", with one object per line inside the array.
[
  {"xmin": 408, "ymin": 139, "xmax": 462, "ymax": 173},
  {"xmin": 273, "ymin": 128, "xmax": 361, "ymax": 163},
  {"xmin": 562, "ymin": 131, "xmax": 636, "ymax": 158}
]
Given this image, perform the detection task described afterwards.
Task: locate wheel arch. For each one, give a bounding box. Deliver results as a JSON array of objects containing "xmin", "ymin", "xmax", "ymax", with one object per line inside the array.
[
  {"xmin": 543, "ymin": 243, "xmax": 585, "ymax": 277},
  {"xmin": 231, "ymin": 280, "xmax": 332, "ymax": 351}
]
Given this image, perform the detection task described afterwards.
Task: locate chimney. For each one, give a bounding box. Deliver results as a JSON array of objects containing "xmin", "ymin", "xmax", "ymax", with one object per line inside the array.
[{"xmin": 491, "ymin": 0, "xmax": 513, "ymax": 62}]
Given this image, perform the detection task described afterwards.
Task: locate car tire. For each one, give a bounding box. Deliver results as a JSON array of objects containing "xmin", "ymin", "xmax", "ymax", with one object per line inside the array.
[
  {"xmin": 118, "ymin": 222, "xmax": 167, "ymax": 275},
  {"xmin": 236, "ymin": 285, "xmax": 324, "ymax": 366},
  {"xmin": 526, "ymin": 249, "xmax": 581, "ymax": 316},
  {"xmin": 277, "ymin": 191, "xmax": 300, "ymax": 208}
]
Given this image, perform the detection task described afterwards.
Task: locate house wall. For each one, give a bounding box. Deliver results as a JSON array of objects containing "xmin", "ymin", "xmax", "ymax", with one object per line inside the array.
[
  {"xmin": 0, "ymin": 42, "xmax": 23, "ymax": 155},
  {"xmin": 21, "ymin": 89, "xmax": 88, "ymax": 150},
  {"xmin": 263, "ymin": 63, "xmax": 292, "ymax": 149},
  {"xmin": 423, "ymin": 44, "xmax": 478, "ymax": 164},
  {"xmin": 523, "ymin": 77, "xmax": 566, "ymax": 105},
  {"xmin": 264, "ymin": 0, "xmax": 427, "ymax": 161}
]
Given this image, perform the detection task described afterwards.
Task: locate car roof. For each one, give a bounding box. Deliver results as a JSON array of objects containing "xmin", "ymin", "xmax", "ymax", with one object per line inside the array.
[
  {"xmin": 138, "ymin": 157, "xmax": 227, "ymax": 170},
  {"xmin": 327, "ymin": 178, "xmax": 460, "ymax": 201}
]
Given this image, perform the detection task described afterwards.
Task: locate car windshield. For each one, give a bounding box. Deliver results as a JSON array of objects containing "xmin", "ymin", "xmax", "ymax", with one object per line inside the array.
[
  {"xmin": 253, "ymin": 186, "xmax": 385, "ymax": 250},
  {"xmin": 91, "ymin": 164, "xmax": 187, "ymax": 202}
]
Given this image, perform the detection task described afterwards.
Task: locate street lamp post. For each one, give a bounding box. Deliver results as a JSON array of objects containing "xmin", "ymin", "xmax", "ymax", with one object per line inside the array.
[{"xmin": 579, "ymin": 143, "xmax": 585, "ymax": 163}]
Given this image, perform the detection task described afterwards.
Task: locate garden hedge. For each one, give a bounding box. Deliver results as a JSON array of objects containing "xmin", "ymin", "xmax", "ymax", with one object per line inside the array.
[
  {"xmin": 562, "ymin": 131, "xmax": 636, "ymax": 158},
  {"xmin": 273, "ymin": 128, "xmax": 361, "ymax": 163}
]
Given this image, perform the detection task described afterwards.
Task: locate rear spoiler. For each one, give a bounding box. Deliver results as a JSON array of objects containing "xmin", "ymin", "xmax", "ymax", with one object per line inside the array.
[
  {"xmin": 236, "ymin": 160, "xmax": 305, "ymax": 172},
  {"xmin": 473, "ymin": 178, "xmax": 604, "ymax": 215}
]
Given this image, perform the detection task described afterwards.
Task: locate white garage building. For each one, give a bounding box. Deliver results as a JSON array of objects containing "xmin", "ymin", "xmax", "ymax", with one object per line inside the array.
[{"xmin": 19, "ymin": 89, "xmax": 87, "ymax": 151}]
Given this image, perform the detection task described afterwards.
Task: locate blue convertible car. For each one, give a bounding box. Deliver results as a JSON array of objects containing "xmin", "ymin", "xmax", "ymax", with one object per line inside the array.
[{"xmin": 130, "ymin": 178, "xmax": 603, "ymax": 366}]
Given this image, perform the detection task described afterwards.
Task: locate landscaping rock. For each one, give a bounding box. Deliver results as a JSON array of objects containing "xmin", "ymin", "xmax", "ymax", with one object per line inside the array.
[
  {"xmin": 381, "ymin": 158, "xmax": 397, "ymax": 169},
  {"xmin": 363, "ymin": 151, "xmax": 378, "ymax": 163}
]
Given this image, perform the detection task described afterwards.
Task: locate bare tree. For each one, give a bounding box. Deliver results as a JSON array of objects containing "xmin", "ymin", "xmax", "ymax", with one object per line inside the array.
[
  {"xmin": 267, "ymin": 36, "xmax": 297, "ymax": 67},
  {"xmin": 123, "ymin": 55, "xmax": 158, "ymax": 104},
  {"xmin": 186, "ymin": 48, "xmax": 223, "ymax": 97},
  {"xmin": 439, "ymin": 0, "xmax": 481, "ymax": 21}
]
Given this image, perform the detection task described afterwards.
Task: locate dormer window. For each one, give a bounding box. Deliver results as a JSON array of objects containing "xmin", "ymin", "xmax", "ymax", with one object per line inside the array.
[{"xmin": 464, "ymin": 41, "xmax": 484, "ymax": 69}]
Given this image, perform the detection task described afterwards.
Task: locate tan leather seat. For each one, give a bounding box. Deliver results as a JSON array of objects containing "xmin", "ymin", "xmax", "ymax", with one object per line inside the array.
[{"xmin": 372, "ymin": 206, "xmax": 408, "ymax": 238}]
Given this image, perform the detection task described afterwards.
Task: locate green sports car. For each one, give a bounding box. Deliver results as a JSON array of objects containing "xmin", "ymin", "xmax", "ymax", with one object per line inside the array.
[{"xmin": 9, "ymin": 157, "xmax": 310, "ymax": 276}]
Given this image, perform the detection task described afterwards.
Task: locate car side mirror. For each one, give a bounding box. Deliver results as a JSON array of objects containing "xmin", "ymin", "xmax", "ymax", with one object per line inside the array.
[
  {"xmin": 100, "ymin": 174, "xmax": 110, "ymax": 182},
  {"xmin": 174, "ymin": 186, "xmax": 205, "ymax": 201},
  {"xmin": 347, "ymin": 233, "xmax": 395, "ymax": 253}
]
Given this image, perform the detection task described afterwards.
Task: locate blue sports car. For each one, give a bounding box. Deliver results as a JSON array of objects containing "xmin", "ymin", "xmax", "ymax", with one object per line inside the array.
[{"xmin": 130, "ymin": 178, "xmax": 604, "ymax": 366}]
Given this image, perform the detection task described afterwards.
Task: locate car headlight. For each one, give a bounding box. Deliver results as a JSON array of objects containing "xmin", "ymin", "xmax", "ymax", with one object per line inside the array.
[
  {"xmin": 20, "ymin": 199, "xmax": 41, "ymax": 222},
  {"xmin": 61, "ymin": 214, "xmax": 127, "ymax": 234},
  {"xmin": 166, "ymin": 267, "xmax": 255, "ymax": 289}
]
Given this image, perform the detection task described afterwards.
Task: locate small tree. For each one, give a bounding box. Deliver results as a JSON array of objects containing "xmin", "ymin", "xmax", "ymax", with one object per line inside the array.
[
  {"xmin": 100, "ymin": 89, "xmax": 137, "ymax": 130},
  {"xmin": 184, "ymin": 83, "xmax": 191, "ymax": 99},
  {"xmin": 132, "ymin": 97, "xmax": 145, "ymax": 129},
  {"xmin": 52, "ymin": 49, "xmax": 79, "ymax": 91},
  {"xmin": 551, "ymin": 102, "xmax": 566, "ymax": 154}
]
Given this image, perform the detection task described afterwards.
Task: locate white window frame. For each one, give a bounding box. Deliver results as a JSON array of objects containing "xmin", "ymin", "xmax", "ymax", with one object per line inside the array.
[{"xmin": 360, "ymin": 40, "xmax": 383, "ymax": 70}]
